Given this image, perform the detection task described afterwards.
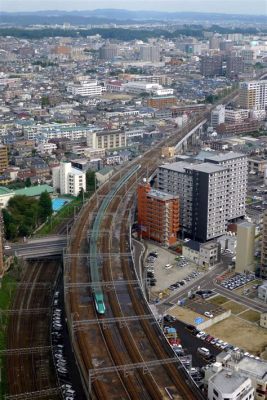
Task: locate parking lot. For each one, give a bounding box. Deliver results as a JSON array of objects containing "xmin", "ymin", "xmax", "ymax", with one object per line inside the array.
[
  {"xmin": 219, "ymin": 272, "xmax": 256, "ymax": 291},
  {"xmin": 144, "ymin": 243, "xmax": 203, "ymax": 298},
  {"xmin": 51, "ymin": 285, "xmax": 86, "ymax": 400}
]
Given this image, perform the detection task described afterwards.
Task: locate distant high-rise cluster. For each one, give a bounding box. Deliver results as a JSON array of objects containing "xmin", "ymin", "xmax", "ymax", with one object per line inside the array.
[
  {"xmin": 200, "ymin": 54, "xmax": 244, "ymax": 78},
  {"xmin": 139, "ymin": 45, "xmax": 161, "ymax": 63}
]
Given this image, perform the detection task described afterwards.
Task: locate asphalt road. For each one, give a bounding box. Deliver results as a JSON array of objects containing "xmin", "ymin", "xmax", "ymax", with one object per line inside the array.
[
  {"xmin": 155, "ymin": 253, "xmax": 266, "ymax": 314},
  {"xmin": 156, "ymin": 261, "xmax": 227, "ymax": 314},
  {"xmin": 214, "ymin": 284, "xmax": 267, "ymax": 313}
]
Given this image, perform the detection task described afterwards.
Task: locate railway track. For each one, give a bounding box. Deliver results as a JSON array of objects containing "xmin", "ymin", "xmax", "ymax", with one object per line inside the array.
[
  {"xmin": 6, "ymin": 260, "xmax": 61, "ymax": 400},
  {"xmin": 65, "ymin": 116, "xmax": 208, "ymax": 399}
]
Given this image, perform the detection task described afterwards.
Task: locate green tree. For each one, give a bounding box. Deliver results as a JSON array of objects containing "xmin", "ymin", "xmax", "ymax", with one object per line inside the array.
[
  {"xmin": 38, "ymin": 191, "xmax": 52, "ymax": 223},
  {"xmin": 25, "ymin": 177, "xmax": 31, "ymax": 187},
  {"xmin": 41, "ymin": 96, "xmax": 50, "ymax": 108},
  {"xmin": 86, "ymin": 170, "xmax": 96, "ymax": 193}
]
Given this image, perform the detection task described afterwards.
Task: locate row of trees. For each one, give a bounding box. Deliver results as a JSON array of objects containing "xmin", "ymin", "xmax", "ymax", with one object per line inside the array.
[
  {"xmin": 1, "ymin": 25, "xmax": 265, "ymax": 42},
  {"xmin": 3, "ymin": 192, "xmax": 52, "ymax": 240}
]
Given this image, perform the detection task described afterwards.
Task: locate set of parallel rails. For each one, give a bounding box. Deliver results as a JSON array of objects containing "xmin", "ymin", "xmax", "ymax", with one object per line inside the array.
[{"xmin": 66, "ymin": 115, "xmax": 208, "ymax": 399}]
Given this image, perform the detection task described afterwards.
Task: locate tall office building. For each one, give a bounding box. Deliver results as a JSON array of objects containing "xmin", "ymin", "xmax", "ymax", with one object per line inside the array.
[
  {"xmin": 158, "ymin": 152, "xmax": 247, "ymax": 242},
  {"xmin": 261, "ymin": 211, "xmax": 267, "ymax": 279},
  {"xmin": 239, "ymin": 80, "xmax": 267, "ymax": 110},
  {"xmin": 235, "ymin": 222, "xmax": 255, "ymax": 273},
  {"xmin": 0, "ymin": 144, "xmax": 8, "ymax": 173},
  {"xmin": 137, "ymin": 181, "xmax": 179, "ymax": 246},
  {"xmin": 139, "ymin": 45, "xmax": 160, "ymax": 63}
]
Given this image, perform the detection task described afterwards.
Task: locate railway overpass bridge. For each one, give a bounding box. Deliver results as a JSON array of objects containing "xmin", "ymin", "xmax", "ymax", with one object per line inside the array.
[{"xmin": 174, "ymin": 118, "xmax": 207, "ymax": 153}]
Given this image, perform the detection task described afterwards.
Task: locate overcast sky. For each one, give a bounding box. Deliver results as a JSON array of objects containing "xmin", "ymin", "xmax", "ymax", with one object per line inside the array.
[{"xmin": 1, "ymin": 0, "xmax": 266, "ymax": 15}]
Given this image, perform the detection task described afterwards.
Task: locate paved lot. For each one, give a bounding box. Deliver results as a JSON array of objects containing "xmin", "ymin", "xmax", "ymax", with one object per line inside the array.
[
  {"xmin": 170, "ymin": 319, "xmax": 221, "ymax": 368},
  {"xmin": 144, "ymin": 242, "xmax": 201, "ymax": 295}
]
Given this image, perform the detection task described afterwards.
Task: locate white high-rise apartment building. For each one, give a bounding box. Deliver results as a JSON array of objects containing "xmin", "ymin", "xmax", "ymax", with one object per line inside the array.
[
  {"xmin": 52, "ymin": 162, "xmax": 86, "ymax": 197},
  {"xmin": 239, "ymin": 80, "xmax": 267, "ymax": 110}
]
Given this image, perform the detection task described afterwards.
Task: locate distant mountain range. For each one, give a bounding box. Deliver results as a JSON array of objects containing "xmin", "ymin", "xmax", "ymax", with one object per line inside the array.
[{"xmin": 0, "ymin": 9, "xmax": 265, "ymax": 25}]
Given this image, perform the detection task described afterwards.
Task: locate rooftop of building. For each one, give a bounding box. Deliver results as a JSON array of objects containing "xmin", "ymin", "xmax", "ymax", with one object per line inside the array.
[
  {"xmin": 236, "ymin": 356, "xmax": 267, "ymax": 379},
  {"xmin": 71, "ymin": 159, "xmax": 88, "ymax": 165},
  {"xmin": 96, "ymin": 166, "xmax": 113, "ymax": 176},
  {"xmin": 149, "ymin": 95, "xmax": 177, "ymax": 100},
  {"xmin": 159, "ymin": 160, "xmax": 226, "ymax": 174},
  {"xmin": 201, "ymin": 241, "xmax": 218, "ymax": 250},
  {"xmin": 205, "ymin": 152, "xmax": 246, "ymax": 162},
  {"xmin": 237, "ymin": 221, "xmax": 255, "ymax": 229},
  {"xmin": 14, "ymin": 184, "xmax": 54, "ymax": 197},
  {"xmin": 259, "ymin": 281, "xmax": 267, "ymax": 289},
  {"xmin": 0, "ymin": 186, "xmax": 14, "ymax": 196},
  {"xmin": 186, "ymin": 162, "xmax": 227, "ymax": 174},
  {"xmin": 148, "ymin": 188, "xmax": 178, "ymax": 201},
  {"xmin": 183, "ymin": 240, "xmax": 201, "ymax": 252},
  {"xmin": 210, "ymin": 369, "xmax": 249, "ymax": 393},
  {"xmin": 159, "ymin": 161, "xmax": 190, "ymax": 173}
]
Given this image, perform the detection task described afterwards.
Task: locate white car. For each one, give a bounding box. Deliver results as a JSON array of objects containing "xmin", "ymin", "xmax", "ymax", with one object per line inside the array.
[
  {"xmin": 196, "ymin": 331, "xmax": 205, "ymax": 338},
  {"xmin": 204, "ymin": 311, "xmax": 214, "ymax": 318}
]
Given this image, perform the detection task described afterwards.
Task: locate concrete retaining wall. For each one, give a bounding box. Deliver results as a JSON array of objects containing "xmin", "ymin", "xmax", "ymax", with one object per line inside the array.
[{"xmin": 198, "ymin": 310, "xmax": 231, "ymax": 330}]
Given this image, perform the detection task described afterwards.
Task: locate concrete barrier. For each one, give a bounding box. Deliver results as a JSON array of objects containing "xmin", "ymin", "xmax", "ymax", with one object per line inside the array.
[{"xmin": 198, "ymin": 310, "xmax": 231, "ymax": 330}]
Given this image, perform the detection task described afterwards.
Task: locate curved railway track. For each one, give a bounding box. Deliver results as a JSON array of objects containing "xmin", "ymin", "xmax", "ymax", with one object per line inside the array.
[{"xmin": 65, "ymin": 116, "xmax": 208, "ymax": 399}]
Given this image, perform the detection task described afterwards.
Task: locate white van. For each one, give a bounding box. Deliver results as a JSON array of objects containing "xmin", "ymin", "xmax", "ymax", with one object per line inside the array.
[{"xmin": 197, "ymin": 347, "xmax": 210, "ymax": 357}]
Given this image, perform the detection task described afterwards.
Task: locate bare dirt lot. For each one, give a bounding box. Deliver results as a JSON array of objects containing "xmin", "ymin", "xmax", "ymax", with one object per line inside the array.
[
  {"xmin": 222, "ymin": 300, "xmax": 248, "ymax": 314},
  {"xmin": 205, "ymin": 316, "xmax": 267, "ymax": 355},
  {"xmin": 239, "ymin": 309, "xmax": 261, "ymax": 323},
  {"xmin": 208, "ymin": 295, "xmax": 228, "ymax": 306}
]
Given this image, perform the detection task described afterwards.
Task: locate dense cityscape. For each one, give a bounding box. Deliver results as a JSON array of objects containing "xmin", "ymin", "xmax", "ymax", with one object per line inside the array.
[{"xmin": 0, "ymin": 4, "xmax": 267, "ymax": 400}]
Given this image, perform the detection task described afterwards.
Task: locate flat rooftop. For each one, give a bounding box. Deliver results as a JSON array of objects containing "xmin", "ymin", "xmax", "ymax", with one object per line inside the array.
[
  {"xmin": 237, "ymin": 356, "xmax": 267, "ymax": 379},
  {"xmin": 0, "ymin": 186, "xmax": 14, "ymax": 196},
  {"xmin": 159, "ymin": 161, "xmax": 226, "ymax": 174},
  {"xmin": 159, "ymin": 161, "xmax": 188, "ymax": 173},
  {"xmin": 186, "ymin": 162, "xmax": 226, "ymax": 174},
  {"xmin": 148, "ymin": 189, "xmax": 178, "ymax": 201},
  {"xmin": 205, "ymin": 152, "xmax": 246, "ymax": 162},
  {"xmin": 211, "ymin": 369, "xmax": 248, "ymax": 393}
]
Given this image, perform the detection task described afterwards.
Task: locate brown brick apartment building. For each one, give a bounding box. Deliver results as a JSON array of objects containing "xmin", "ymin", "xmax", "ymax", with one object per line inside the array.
[{"xmin": 137, "ymin": 181, "xmax": 179, "ymax": 246}]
